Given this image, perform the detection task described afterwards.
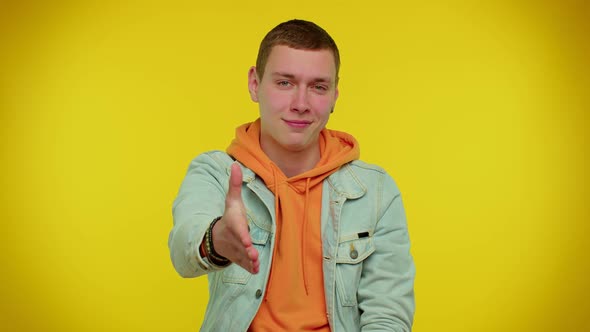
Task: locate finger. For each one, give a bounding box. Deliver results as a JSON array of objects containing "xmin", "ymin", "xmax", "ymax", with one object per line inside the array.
[
  {"xmin": 250, "ymin": 252, "xmax": 260, "ymax": 274},
  {"xmin": 246, "ymin": 246, "xmax": 259, "ymax": 274},
  {"xmin": 250, "ymin": 257, "xmax": 260, "ymax": 275},
  {"xmin": 236, "ymin": 245, "xmax": 258, "ymax": 274},
  {"xmin": 226, "ymin": 162, "xmax": 243, "ymax": 203},
  {"xmin": 246, "ymin": 245, "xmax": 259, "ymax": 262},
  {"xmin": 241, "ymin": 231, "xmax": 253, "ymax": 247},
  {"xmin": 252, "ymin": 260, "xmax": 260, "ymax": 274},
  {"xmin": 236, "ymin": 255, "xmax": 255, "ymax": 274}
]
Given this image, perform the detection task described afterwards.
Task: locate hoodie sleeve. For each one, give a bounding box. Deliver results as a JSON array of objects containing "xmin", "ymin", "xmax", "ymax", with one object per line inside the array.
[
  {"xmin": 168, "ymin": 152, "xmax": 230, "ymax": 278},
  {"xmin": 357, "ymin": 172, "xmax": 416, "ymax": 332}
]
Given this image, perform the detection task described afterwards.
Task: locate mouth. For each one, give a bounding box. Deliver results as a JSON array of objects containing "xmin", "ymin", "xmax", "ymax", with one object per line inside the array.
[{"xmin": 283, "ymin": 119, "xmax": 311, "ymax": 128}]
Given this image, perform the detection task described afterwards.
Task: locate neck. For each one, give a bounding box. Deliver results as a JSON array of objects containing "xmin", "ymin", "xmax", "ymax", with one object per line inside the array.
[{"xmin": 261, "ymin": 140, "xmax": 320, "ymax": 178}]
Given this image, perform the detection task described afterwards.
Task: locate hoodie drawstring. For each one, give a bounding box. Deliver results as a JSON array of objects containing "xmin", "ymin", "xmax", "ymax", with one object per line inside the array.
[
  {"xmin": 264, "ymin": 164, "xmax": 281, "ymax": 300},
  {"xmin": 301, "ymin": 177, "xmax": 311, "ymax": 295},
  {"xmin": 271, "ymin": 164, "xmax": 281, "ymax": 256}
]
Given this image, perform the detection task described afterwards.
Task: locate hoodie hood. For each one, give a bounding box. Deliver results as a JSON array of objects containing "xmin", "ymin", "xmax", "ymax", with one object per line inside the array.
[{"xmin": 227, "ymin": 118, "xmax": 359, "ymax": 193}]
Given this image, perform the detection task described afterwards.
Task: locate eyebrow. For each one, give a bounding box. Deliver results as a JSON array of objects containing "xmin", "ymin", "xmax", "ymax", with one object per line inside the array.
[{"xmin": 271, "ymin": 72, "xmax": 333, "ymax": 84}]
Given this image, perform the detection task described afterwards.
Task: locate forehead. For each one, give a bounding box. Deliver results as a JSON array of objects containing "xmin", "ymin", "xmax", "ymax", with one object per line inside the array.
[{"xmin": 264, "ymin": 45, "xmax": 337, "ymax": 81}]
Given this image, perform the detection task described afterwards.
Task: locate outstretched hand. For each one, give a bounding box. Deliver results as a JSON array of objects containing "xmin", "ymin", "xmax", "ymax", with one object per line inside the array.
[{"xmin": 211, "ymin": 162, "xmax": 260, "ymax": 274}]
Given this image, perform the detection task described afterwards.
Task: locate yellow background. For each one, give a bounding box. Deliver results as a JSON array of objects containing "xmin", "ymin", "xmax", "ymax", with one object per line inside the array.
[{"xmin": 1, "ymin": 1, "xmax": 588, "ymax": 331}]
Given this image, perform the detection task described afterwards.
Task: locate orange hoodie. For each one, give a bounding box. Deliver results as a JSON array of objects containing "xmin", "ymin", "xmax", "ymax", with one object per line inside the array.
[{"xmin": 227, "ymin": 119, "xmax": 360, "ymax": 331}]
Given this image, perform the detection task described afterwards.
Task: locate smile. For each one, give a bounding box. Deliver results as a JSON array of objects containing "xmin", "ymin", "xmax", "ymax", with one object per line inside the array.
[{"xmin": 283, "ymin": 119, "xmax": 311, "ymax": 128}]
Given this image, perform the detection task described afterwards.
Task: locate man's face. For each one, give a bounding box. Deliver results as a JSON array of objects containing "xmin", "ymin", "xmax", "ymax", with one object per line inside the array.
[{"xmin": 248, "ymin": 45, "xmax": 339, "ymax": 156}]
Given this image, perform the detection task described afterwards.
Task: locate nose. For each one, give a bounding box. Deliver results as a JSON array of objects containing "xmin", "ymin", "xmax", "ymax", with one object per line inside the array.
[{"xmin": 291, "ymin": 86, "xmax": 310, "ymax": 113}]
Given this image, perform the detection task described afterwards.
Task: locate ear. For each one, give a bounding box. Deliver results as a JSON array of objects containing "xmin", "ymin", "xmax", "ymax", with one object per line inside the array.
[
  {"xmin": 331, "ymin": 86, "xmax": 339, "ymax": 113},
  {"xmin": 248, "ymin": 66, "xmax": 260, "ymax": 103}
]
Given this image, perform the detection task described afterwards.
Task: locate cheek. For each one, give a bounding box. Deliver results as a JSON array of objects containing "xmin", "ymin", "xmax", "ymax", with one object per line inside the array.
[
  {"xmin": 260, "ymin": 88, "xmax": 289, "ymax": 114},
  {"xmin": 311, "ymin": 96, "xmax": 335, "ymax": 116}
]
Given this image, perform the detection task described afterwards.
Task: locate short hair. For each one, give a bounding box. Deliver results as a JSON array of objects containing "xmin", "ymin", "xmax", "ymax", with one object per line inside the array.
[{"xmin": 255, "ymin": 19, "xmax": 340, "ymax": 83}]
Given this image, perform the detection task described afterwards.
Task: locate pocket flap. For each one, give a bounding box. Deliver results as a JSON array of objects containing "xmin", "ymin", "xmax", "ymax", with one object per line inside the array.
[{"xmin": 335, "ymin": 235, "xmax": 375, "ymax": 264}]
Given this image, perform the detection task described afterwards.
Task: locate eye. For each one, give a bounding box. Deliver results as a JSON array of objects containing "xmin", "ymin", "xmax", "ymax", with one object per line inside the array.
[
  {"xmin": 277, "ymin": 80, "xmax": 291, "ymax": 87},
  {"xmin": 313, "ymin": 84, "xmax": 328, "ymax": 92}
]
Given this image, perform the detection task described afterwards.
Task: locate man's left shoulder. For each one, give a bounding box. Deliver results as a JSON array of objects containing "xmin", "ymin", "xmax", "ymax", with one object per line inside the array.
[
  {"xmin": 335, "ymin": 160, "xmax": 402, "ymax": 196},
  {"xmin": 346, "ymin": 159, "xmax": 388, "ymax": 175}
]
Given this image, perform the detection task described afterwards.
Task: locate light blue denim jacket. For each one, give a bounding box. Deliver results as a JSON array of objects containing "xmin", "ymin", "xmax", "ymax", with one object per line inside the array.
[{"xmin": 169, "ymin": 151, "xmax": 415, "ymax": 331}]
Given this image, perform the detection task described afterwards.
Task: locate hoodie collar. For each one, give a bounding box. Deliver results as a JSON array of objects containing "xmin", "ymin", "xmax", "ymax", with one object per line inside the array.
[{"xmin": 231, "ymin": 161, "xmax": 367, "ymax": 200}]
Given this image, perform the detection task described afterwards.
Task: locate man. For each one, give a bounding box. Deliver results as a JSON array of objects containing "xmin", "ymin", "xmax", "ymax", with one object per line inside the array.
[{"xmin": 169, "ymin": 19, "xmax": 415, "ymax": 331}]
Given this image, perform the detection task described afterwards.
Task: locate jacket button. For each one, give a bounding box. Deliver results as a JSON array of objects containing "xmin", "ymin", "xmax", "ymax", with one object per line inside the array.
[
  {"xmin": 255, "ymin": 289, "xmax": 262, "ymax": 299},
  {"xmin": 350, "ymin": 249, "xmax": 358, "ymax": 259}
]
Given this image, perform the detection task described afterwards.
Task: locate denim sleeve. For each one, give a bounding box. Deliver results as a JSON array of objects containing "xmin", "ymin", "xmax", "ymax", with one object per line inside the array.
[
  {"xmin": 168, "ymin": 152, "xmax": 229, "ymax": 278},
  {"xmin": 357, "ymin": 173, "xmax": 416, "ymax": 332}
]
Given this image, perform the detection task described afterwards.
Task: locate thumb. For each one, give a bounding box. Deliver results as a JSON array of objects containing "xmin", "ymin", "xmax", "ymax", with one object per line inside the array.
[{"xmin": 226, "ymin": 162, "xmax": 243, "ymax": 203}]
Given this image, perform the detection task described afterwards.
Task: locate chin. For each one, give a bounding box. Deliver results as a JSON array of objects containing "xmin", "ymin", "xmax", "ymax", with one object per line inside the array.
[{"xmin": 279, "ymin": 141, "xmax": 309, "ymax": 152}]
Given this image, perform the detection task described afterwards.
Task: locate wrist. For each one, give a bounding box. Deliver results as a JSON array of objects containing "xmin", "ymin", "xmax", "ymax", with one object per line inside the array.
[{"xmin": 204, "ymin": 216, "xmax": 230, "ymax": 267}]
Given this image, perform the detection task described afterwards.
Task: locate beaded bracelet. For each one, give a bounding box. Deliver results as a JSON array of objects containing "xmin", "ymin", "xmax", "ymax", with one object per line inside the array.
[{"xmin": 204, "ymin": 216, "xmax": 230, "ymax": 267}]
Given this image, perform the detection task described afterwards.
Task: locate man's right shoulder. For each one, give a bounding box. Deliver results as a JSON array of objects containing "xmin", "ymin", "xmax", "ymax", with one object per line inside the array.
[{"xmin": 191, "ymin": 150, "xmax": 235, "ymax": 170}]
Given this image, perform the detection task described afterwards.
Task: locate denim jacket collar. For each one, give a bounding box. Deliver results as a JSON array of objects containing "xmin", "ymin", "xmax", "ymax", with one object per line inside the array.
[
  {"xmin": 325, "ymin": 163, "xmax": 367, "ymax": 200},
  {"xmin": 232, "ymin": 162, "xmax": 367, "ymax": 200}
]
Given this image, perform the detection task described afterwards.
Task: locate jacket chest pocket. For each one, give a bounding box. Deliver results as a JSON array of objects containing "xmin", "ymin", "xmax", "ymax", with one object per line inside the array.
[
  {"xmin": 221, "ymin": 213, "xmax": 271, "ymax": 285},
  {"xmin": 334, "ymin": 234, "xmax": 375, "ymax": 307}
]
